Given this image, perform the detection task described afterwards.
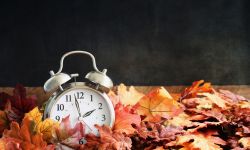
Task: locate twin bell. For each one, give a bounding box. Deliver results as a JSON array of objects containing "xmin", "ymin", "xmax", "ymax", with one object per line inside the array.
[{"xmin": 43, "ymin": 50, "xmax": 113, "ymax": 93}]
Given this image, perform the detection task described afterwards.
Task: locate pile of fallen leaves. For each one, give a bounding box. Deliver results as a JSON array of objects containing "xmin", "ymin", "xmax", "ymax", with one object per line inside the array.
[{"xmin": 0, "ymin": 80, "xmax": 249, "ymax": 150}]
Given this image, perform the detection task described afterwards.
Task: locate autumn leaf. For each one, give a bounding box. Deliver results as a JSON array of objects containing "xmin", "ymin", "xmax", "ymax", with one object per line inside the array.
[
  {"xmin": 199, "ymin": 93, "xmax": 229, "ymax": 109},
  {"xmin": 108, "ymin": 90, "xmax": 120, "ymax": 107},
  {"xmin": 164, "ymin": 112, "xmax": 193, "ymax": 127},
  {"xmin": 10, "ymin": 84, "xmax": 36, "ymax": 114},
  {"xmin": 180, "ymin": 80, "xmax": 212, "ymax": 100},
  {"xmin": 219, "ymin": 89, "xmax": 247, "ymax": 103},
  {"xmin": 82, "ymin": 125, "xmax": 132, "ymax": 150},
  {"xmin": 0, "ymin": 92, "xmax": 10, "ymax": 110},
  {"xmin": 2, "ymin": 117, "xmax": 53, "ymax": 149},
  {"xmin": 117, "ymin": 84, "xmax": 144, "ymax": 106},
  {"xmin": 134, "ymin": 87, "xmax": 183, "ymax": 122},
  {"xmin": 239, "ymin": 137, "xmax": 250, "ymax": 149},
  {"xmin": 25, "ymin": 107, "xmax": 59, "ymax": 142},
  {"xmin": 51, "ymin": 115, "xmax": 85, "ymax": 149},
  {"xmin": 132, "ymin": 122, "xmax": 183, "ymax": 149},
  {"xmin": 174, "ymin": 131, "xmax": 226, "ymax": 150},
  {"xmin": 113, "ymin": 103, "xmax": 141, "ymax": 135},
  {"xmin": 0, "ymin": 110, "xmax": 9, "ymax": 136},
  {"xmin": 182, "ymin": 92, "xmax": 230, "ymax": 112},
  {"xmin": 0, "ymin": 84, "xmax": 36, "ymax": 123}
]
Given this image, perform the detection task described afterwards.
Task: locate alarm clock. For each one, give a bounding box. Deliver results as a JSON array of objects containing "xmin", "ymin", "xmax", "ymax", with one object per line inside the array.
[{"xmin": 43, "ymin": 50, "xmax": 115, "ymax": 135}]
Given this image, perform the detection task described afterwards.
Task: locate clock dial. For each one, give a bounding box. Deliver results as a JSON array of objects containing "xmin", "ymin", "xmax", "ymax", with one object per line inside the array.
[{"xmin": 49, "ymin": 88, "xmax": 113, "ymax": 135}]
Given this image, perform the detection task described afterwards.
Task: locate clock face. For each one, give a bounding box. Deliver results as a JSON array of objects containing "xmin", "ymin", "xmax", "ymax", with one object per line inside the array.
[{"xmin": 48, "ymin": 87, "xmax": 114, "ymax": 135}]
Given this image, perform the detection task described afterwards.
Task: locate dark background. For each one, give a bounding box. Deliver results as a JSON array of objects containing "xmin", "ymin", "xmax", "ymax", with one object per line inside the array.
[{"xmin": 0, "ymin": 0, "xmax": 249, "ymax": 86}]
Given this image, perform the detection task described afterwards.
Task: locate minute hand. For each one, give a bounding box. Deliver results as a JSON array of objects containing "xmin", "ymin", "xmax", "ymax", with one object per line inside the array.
[
  {"xmin": 74, "ymin": 96, "xmax": 81, "ymax": 117},
  {"xmin": 82, "ymin": 109, "xmax": 96, "ymax": 118}
]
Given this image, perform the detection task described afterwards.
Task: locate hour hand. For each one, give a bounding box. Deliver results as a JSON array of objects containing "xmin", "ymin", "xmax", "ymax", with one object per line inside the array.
[{"xmin": 82, "ymin": 109, "xmax": 96, "ymax": 118}]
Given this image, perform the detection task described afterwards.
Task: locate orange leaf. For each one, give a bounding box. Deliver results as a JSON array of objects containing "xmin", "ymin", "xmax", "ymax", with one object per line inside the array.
[
  {"xmin": 134, "ymin": 87, "xmax": 183, "ymax": 122},
  {"xmin": 180, "ymin": 80, "xmax": 212, "ymax": 100},
  {"xmin": 0, "ymin": 110, "xmax": 9, "ymax": 136},
  {"xmin": 176, "ymin": 131, "xmax": 226, "ymax": 150},
  {"xmin": 113, "ymin": 103, "xmax": 141, "ymax": 134},
  {"xmin": 2, "ymin": 117, "xmax": 50, "ymax": 149}
]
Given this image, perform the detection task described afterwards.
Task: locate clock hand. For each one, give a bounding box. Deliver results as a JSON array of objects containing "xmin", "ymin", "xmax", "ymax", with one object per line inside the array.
[
  {"xmin": 74, "ymin": 96, "xmax": 82, "ymax": 117},
  {"xmin": 74, "ymin": 96, "xmax": 93, "ymax": 131},
  {"xmin": 82, "ymin": 109, "xmax": 96, "ymax": 118}
]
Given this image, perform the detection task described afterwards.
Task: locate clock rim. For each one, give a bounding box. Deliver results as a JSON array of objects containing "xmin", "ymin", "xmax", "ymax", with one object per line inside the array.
[{"xmin": 43, "ymin": 82, "xmax": 115, "ymax": 129}]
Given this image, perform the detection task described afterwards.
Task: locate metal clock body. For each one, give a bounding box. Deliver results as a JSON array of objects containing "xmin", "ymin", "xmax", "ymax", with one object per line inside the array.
[
  {"xmin": 43, "ymin": 50, "xmax": 115, "ymax": 135},
  {"xmin": 43, "ymin": 82, "xmax": 115, "ymax": 135}
]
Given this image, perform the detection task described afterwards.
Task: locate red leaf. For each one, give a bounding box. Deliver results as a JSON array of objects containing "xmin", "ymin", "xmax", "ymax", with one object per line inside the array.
[
  {"xmin": 51, "ymin": 115, "xmax": 85, "ymax": 149},
  {"xmin": 0, "ymin": 84, "xmax": 36, "ymax": 123},
  {"xmin": 113, "ymin": 103, "xmax": 141, "ymax": 135}
]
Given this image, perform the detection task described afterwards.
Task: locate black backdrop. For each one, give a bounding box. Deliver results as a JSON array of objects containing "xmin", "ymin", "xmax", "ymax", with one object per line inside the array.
[{"xmin": 0, "ymin": 0, "xmax": 249, "ymax": 86}]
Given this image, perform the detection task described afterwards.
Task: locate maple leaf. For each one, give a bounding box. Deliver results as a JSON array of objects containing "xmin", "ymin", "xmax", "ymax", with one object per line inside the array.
[
  {"xmin": 173, "ymin": 131, "xmax": 226, "ymax": 150},
  {"xmin": 51, "ymin": 115, "xmax": 85, "ymax": 149},
  {"xmin": 134, "ymin": 87, "xmax": 183, "ymax": 122},
  {"xmin": 113, "ymin": 103, "xmax": 141, "ymax": 135},
  {"xmin": 180, "ymin": 80, "xmax": 212, "ymax": 100},
  {"xmin": 82, "ymin": 125, "xmax": 132, "ymax": 150},
  {"xmin": 0, "ymin": 84, "xmax": 36, "ymax": 123},
  {"xmin": 2, "ymin": 117, "xmax": 53, "ymax": 149},
  {"xmin": 25, "ymin": 107, "xmax": 59, "ymax": 142},
  {"xmin": 116, "ymin": 84, "xmax": 144, "ymax": 106}
]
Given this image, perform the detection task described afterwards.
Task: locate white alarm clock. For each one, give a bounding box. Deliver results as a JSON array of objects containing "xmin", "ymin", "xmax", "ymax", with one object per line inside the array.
[{"xmin": 43, "ymin": 50, "xmax": 115, "ymax": 136}]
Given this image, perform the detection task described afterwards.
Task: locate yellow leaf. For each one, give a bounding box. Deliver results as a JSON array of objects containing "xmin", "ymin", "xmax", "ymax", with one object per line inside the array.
[
  {"xmin": 164, "ymin": 112, "xmax": 192, "ymax": 127},
  {"xmin": 25, "ymin": 107, "xmax": 58, "ymax": 142},
  {"xmin": 239, "ymin": 137, "xmax": 250, "ymax": 149},
  {"xmin": 117, "ymin": 84, "xmax": 144, "ymax": 106},
  {"xmin": 25, "ymin": 107, "xmax": 42, "ymax": 125},
  {"xmin": 199, "ymin": 93, "xmax": 229, "ymax": 109},
  {"xmin": 37, "ymin": 118, "xmax": 58, "ymax": 142}
]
